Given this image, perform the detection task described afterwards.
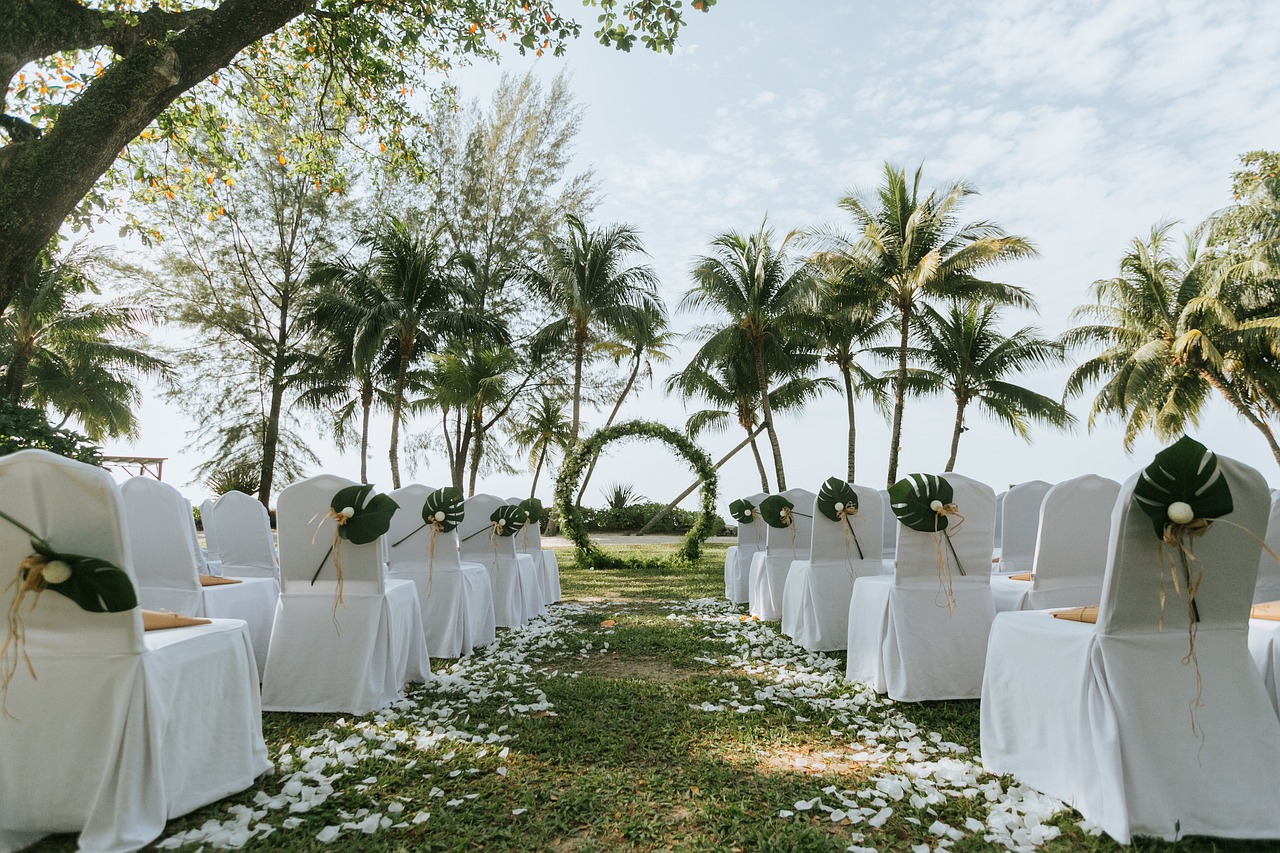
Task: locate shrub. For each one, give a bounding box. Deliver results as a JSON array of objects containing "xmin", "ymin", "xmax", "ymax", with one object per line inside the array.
[{"xmin": 0, "ymin": 400, "xmax": 102, "ymax": 465}]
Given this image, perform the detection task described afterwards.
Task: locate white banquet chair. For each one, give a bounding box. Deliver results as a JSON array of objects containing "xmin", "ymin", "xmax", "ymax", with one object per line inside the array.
[
  {"xmin": 990, "ymin": 475, "xmax": 1121, "ymax": 612},
  {"xmin": 725, "ymin": 492, "xmax": 767, "ymax": 605},
  {"xmin": 0, "ymin": 450, "xmax": 268, "ymax": 853},
  {"xmin": 993, "ymin": 480, "xmax": 1051, "ymax": 573},
  {"xmin": 198, "ymin": 497, "xmax": 223, "ymax": 575},
  {"xmin": 846, "ymin": 473, "xmax": 996, "ymax": 701},
  {"xmin": 120, "ymin": 477, "xmax": 278, "ymax": 675},
  {"xmin": 880, "ymin": 490, "xmax": 896, "ymax": 560},
  {"xmin": 260, "ymin": 474, "xmax": 431, "ymax": 713},
  {"xmin": 748, "ymin": 488, "xmax": 816, "ymax": 621},
  {"xmin": 458, "ymin": 494, "xmax": 544, "ymax": 628},
  {"xmin": 992, "ymin": 490, "xmax": 1006, "ymax": 552},
  {"xmin": 388, "ymin": 485, "xmax": 497, "ymax": 658},
  {"xmin": 508, "ymin": 497, "xmax": 561, "ymax": 605},
  {"xmin": 982, "ymin": 455, "xmax": 1280, "ymax": 843},
  {"xmin": 210, "ymin": 490, "xmax": 281, "ymax": 580},
  {"xmin": 781, "ymin": 485, "xmax": 885, "ymax": 651},
  {"xmin": 1252, "ymin": 491, "xmax": 1280, "ymax": 604}
]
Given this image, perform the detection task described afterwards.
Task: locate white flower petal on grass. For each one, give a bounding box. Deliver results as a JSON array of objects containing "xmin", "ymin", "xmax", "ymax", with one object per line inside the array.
[
  {"xmin": 777, "ymin": 809, "xmax": 794, "ymax": 818},
  {"xmin": 512, "ymin": 808, "xmax": 527, "ymax": 815},
  {"xmin": 411, "ymin": 811, "xmax": 430, "ymax": 824},
  {"xmin": 315, "ymin": 826, "xmax": 341, "ymax": 843}
]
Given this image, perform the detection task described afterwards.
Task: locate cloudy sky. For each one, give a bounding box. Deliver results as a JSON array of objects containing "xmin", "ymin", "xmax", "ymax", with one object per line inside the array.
[{"xmin": 113, "ymin": 0, "xmax": 1280, "ymax": 504}]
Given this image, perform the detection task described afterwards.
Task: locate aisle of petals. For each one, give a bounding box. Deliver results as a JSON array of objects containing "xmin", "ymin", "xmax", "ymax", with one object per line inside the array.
[{"xmin": 158, "ymin": 597, "xmax": 1081, "ymax": 851}]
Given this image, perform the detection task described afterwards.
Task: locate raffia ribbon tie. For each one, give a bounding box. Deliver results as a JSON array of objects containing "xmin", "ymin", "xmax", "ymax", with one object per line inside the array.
[
  {"xmin": 2, "ymin": 554, "xmax": 51, "ymax": 716},
  {"xmin": 750, "ymin": 509, "xmax": 761, "ymax": 546},
  {"xmin": 932, "ymin": 503, "xmax": 966, "ymax": 614},
  {"xmin": 1157, "ymin": 516, "xmax": 1212, "ymax": 738},
  {"xmin": 310, "ymin": 509, "xmax": 349, "ymax": 624},
  {"xmin": 836, "ymin": 505, "xmax": 865, "ymax": 563}
]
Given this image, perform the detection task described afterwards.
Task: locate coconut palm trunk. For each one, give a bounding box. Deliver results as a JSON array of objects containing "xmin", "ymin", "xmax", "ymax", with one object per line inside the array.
[
  {"xmin": 389, "ymin": 341, "xmax": 413, "ymax": 489},
  {"xmin": 358, "ymin": 379, "xmax": 373, "ymax": 484},
  {"xmin": 753, "ymin": 343, "xmax": 787, "ymax": 490},
  {"xmin": 1204, "ymin": 371, "xmax": 1280, "ymax": 467},
  {"xmin": 576, "ymin": 349, "xmax": 642, "ymax": 505},
  {"xmin": 840, "ymin": 362, "xmax": 857, "ymax": 482},
  {"xmin": 945, "ymin": 397, "xmax": 969, "ymax": 473},
  {"xmin": 886, "ymin": 308, "xmax": 911, "ymax": 486}
]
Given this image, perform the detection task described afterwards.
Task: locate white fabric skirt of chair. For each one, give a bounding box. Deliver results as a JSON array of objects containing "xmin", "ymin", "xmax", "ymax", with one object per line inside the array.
[
  {"xmin": 747, "ymin": 488, "xmax": 815, "ymax": 621},
  {"xmin": 537, "ymin": 550, "xmax": 562, "ymax": 604},
  {"xmin": 390, "ymin": 563, "xmax": 497, "ymax": 658},
  {"xmin": 1249, "ymin": 617, "xmax": 1280, "ymax": 717}
]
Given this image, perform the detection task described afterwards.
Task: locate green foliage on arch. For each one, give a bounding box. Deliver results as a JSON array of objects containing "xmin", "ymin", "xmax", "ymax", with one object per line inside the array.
[{"xmin": 555, "ymin": 420, "xmax": 718, "ymax": 569}]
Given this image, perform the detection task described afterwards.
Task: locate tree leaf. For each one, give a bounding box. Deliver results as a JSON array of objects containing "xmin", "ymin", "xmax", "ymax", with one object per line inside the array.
[
  {"xmin": 518, "ymin": 497, "xmax": 544, "ymax": 526},
  {"xmin": 759, "ymin": 494, "xmax": 794, "ymax": 529},
  {"xmin": 1133, "ymin": 435, "xmax": 1234, "ymax": 538},
  {"xmin": 422, "ymin": 486, "xmax": 465, "ymax": 533},
  {"xmin": 888, "ymin": 473, "xmax": 954, "ymax": 533},
  {"xmin": 332, "ymin": 484, "xmax": 399, "ymax": 545},
  {"xmin": 43, "ymin": 553, "xmax": 137, "ymax": 613},
  {"xmin": 728, "ymin": 498, "xmax": 755, "ymax": 524},
  {"xmin": 490, "ymin": 504, "xmax": 526, "ymax": 537},
  {"xmin": 816, "ymin": 477, "xmax": 858, "ymax": 523}
]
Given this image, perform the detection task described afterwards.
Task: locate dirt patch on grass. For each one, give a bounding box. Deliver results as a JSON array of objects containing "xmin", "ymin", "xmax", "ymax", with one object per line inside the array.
[
  {"xmin": 572, "ymin": 653, "xmax": 714, "ymax": 684},
  {"xmin": 735, "ymin": 745, "xmax": 880, "ymax": 779}
]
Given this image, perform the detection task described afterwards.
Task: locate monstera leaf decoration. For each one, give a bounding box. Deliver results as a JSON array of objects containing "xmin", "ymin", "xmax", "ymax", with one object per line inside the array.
[
  {"xmin": 0, "ymin": 509, "xmax": 137, "ymax": 614},
  {"xmin": 1133, "ymin": 436, "xmax": 1233, "ymax": 539},
  {"xmin": 518, "ymin": 498, "xmax": 544, "ymax": 526},
  {"xmin": 728, "ymin": 498, "xmax": 756, "ymax": 525},
  {"xmin": 759, "ymin": 494, "xmax": 795, "ymax": 529},
  {"xmin": 817, "ymin": 477, "xmax": 858, "ymax": 522},
  {"xmin": 888, "ymin": 474, "xmax": 955, "ymax": 533},
  {"xmin": 422, "ymin": 487, "xmax": 465, "ymax": 533},
  {"xmin": 490, "ymin": 504, "xmax": 527, "ymax": 537},
  {"xmin": 330, "ymin": 484, "xmax": 399, "ymax": 545}
]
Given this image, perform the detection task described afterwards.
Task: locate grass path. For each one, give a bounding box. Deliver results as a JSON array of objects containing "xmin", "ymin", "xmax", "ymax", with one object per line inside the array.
[{"xmin": 27, "ymin": 544, "xmax": 1276, "ymax": 851}]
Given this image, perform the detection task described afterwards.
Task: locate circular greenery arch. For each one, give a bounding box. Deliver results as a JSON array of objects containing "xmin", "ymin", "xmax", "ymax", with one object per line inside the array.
[{"xmin": 555, "ymin": 419, "xmax": 719, "ymax": 568}]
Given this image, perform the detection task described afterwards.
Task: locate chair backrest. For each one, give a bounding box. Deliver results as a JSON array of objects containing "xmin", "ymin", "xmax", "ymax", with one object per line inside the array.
[
  {"xmin": 808, "ymin": 484, "xmax": 884, "ymax": 571},
  {"xmin": 735, "ymin": 492, "xmax": 769, "ymax": 552},
  {"xmin": 211, "ymin": 490, "xmax": 280, "ymax": 579},
  {"xmin": 458, "ymin": 494, "xmax": 517, "ymax": 561},
  {"xmin": 999, "ymin": 480, "xmax": 1053, "ymax": 572},
  {"xmin": 1030, "ymin": 474, "xmax": 1120, "ymax": 589},
  {"xmin": 764, "ymin": 488, "xmax": 816, "ymax": 560},
  {"xmin": 0, "ymin": 450, "xmax": 143, "ymax": 655},
  {"xmin": 119, "ymin": 476, "xmax": 204, "ymax": 598},
  {"xmin": 894, "ymin": 472, "xmax": 996, "ymax": 584},
  {"xmin": 1256, "ymin": 493, "xmax": 1280, "ymax": 599},
  {"xmin": 880, "ymin": 490, "xmax": 896, "ymax": 558},
  {"xmin": 1097, "ymin": 455, "xmax": 1269, "ymax": 636},
  {"xmin": 508, "ymin": 497, "xmax": 544, "ymax": 553},
  {"xmin": 993, "ymin": 491, "xmax": 1006, "ymax": 549},
  {"xmin": 200, "ymin": 498, "xmax": 221, "ymax": 561},
  {"xmin": 276, "ymin": 474, "xmax": 387, "ymax": 595}
]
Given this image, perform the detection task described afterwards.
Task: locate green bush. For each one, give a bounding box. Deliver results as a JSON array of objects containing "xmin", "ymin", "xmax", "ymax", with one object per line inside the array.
[
  {"xmin": 582, "ymin": 502, "xmax": 731, "ymax": 536},
  {"xmin": 0, "ymin": 400, "xmax": 102, "ymax": 465}
]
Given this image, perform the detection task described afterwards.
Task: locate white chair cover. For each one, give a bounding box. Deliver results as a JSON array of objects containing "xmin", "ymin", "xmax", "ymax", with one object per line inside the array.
[
  {"xmin": 120, "ymin": 477, "xmax": 278, "ymax": 675},
  {"xmin": 748, "ymin": 488, "xmax": 816, "ymax": 621},
  {"xmin": 994, "ymin": 480, "xmax": 1051, "ymax": 573},
  {"xmin": 199, "ymin": 491, "xmax": 220, "ymax": 563},
  {"xmin": 210, "ymin": 490, "xmax": 280, "ymax": 580},
  {"xmin": 846, "ymin": 472, "xmax": 996, "ymax": 701},
  {"xmin": 387, "ymin": 485, "xmax": 497, "ymax": 658},
  {"xmin": 458, "ymin": 494, "xmax": 543, "ymax": 627},
  {"xmin": 725, "ymin": 492, "xmax": 767, "ymax": 605},
  {"xmin": 1253, "ymin": 492, "xmax": 1280, "ymax": 604},
  {"xmin": 880, "ymin": 490, "xmax": 896, "ymax": 559},
  {"xmin": 982, "ymin": 455, "xmax": 1280, "ymax": 843},
  {"xmin": 509, "ymin": 498, "xmax": 561, "ymax": 605},
  {"xmin": 782, "ymin": 485, "xmax": 887, "ymax": 651},
  {"xmin": 991, "ymin": 475, "xmax": 1120, "ymax": 612},
  {"xmin": 0, "ymin": 450, "xmax": 268, "ymax": 853},
  {"xmin": 1247, "ymin": 493, "xmax": 1280, "ymax": 714},
  {"xmin": 260, "ymin": 474, "xmax": 431, "ymax": 713}
]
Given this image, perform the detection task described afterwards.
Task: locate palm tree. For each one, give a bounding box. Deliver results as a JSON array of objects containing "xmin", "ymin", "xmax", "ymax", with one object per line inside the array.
[
  {"xmin": 904, "ymin": 302, "xmax": 1075, "ymax": 471},
  {"xmin": 667, "ymin": 344, "xmax": 832, "ymax": 493},
  {"xmin": 518, "ymin": 214, "xmax": 661, "ymax": 447},
  {"xmin": 809, "ymin": 263, "xmax": 891, "ymax": 482},
  {"xmin": 422, "ymin": 344, "xmax": 521, "ymax": 495},
  {"xmin": 814, "ymin": 163, "xmax": 1037, "ymax": 485},
  {"xmin": 1063, "ymin": 221, "xmax": 1280, "ymax": 466},
  {"xmin": 308, "ymin": 219, "xmax": 496, "ymax": 487},
  {"xmin": 681, "ymin": 224, "xmax": 819, "ymax": 490},
  {"xmin": 575, "ymin": 300, "xmax": 674, "ymax": 503},
  {"xmin": 0, "ymin": 249, "xmax": 168, "ymax": 440},
  {"xmin": 510, "ymin": 393, "xmax": 574, "ymax": 499}
]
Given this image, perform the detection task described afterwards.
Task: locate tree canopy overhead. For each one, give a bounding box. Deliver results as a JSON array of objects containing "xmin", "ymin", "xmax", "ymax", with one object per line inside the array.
[{"xmin": 0, "ymin": 0, "xmax": 715, "ymax": 315}]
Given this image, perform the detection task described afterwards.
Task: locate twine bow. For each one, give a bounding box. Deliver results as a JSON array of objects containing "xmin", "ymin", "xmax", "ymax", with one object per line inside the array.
[
  {"xmin": 391, "ymin": 518, "xmax": 441, "ymax": 594},
  {"xmin": 1, "ymin": 554, "xmax": 50, "ymax": 717},
  {"xmin": 309, "ymin": 509, "xmax": 349, "ymax": 625},
  {"xmin": 932, "ymin": 503, "xmax": 966, "ymax": 613},
  {"xmin": 834, "ymin": 504, "xmax": 865, "ymax": 561}
]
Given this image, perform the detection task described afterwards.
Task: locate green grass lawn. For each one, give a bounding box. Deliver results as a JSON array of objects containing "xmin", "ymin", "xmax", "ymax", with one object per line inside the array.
[{"xmin": 24, "ymin": 543, "xmax": 1278, "ymax": 851}]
